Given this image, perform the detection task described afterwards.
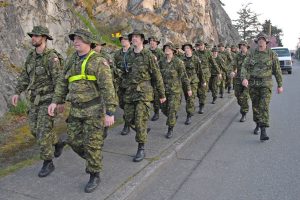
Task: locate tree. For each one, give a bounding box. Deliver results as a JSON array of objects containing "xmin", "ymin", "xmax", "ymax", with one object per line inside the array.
[
  {"xmin": 233, "ymin": 3, "xmax": 261, "ymax": 41},
  {"xmin": 261, "ymin": 20, "xmax": 283, "ymax": 47}
]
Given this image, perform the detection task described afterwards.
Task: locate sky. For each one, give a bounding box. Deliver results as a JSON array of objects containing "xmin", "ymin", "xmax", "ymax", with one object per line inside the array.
[{"xmin": 221, "ymin": 0, "xmax": 300, "ymax": 50}]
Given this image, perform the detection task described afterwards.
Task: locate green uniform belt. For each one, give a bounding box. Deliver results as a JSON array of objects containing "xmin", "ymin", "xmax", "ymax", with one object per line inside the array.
[{"xmin": 71, "ymin": 97, "xmax": 101, "ymax": 109}]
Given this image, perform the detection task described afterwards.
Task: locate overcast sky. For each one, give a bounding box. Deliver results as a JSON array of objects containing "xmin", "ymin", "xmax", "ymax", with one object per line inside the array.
[{"xmin": 221, "ymin": 0, "xmax": 300, "ymax": 50}]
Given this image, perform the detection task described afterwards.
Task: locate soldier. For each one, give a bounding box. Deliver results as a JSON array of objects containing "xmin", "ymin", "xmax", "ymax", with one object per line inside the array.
[
  {"xmin": 218, "ymin": 42, "xmax": 233, "ymax": 96},
  {"xmin": 159, "ymin": 42, "xmax": 192, "ymax": 138},
  {"xmin": 148, "ymin": 36, "xmax": 164, "ymax": 121},
  {"xmin": 48, "ymin": 28, "xmax": 117, "ymax": 193},
  {"xmin": 194, "ymin": 40, "xmax": 221, "ymax": 114},
  {"xmin": 231, "ymin": 41, "xmax": 250, "ymax": 122},
  {"xmin": 211, "ymin": 47, "xmax": 225, "ymax": 104},
  {"xmin": 241, "ymin": 33, "xmax": 283, "ymax": 141},
  {"xmin": 11, "ymin": 26, "xmax": 65, "ymax": 178},
  {"xmin": 205, "ymin": 43, "xmax": 212, "ymax": 51},
  {"xmin": 122, "ymin": 30, "xmax": 166, "ymax": 162},
  {"xmin": 113, "ymin": 33, "xmax": 132, "ymax": 135},
  {"xmin": 182, "ymin": 43, "xmax": 205, "ymax": 125},
  {"xmin": 231, "ymin": 44, "xmax": 238, "ymax": 55},
  {"xmin": 174, "ymin": 43, "xmax": 185, "ymax": 60}
]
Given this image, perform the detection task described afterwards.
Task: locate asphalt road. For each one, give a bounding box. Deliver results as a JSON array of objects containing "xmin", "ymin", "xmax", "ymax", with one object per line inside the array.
[{"xmin": 128, "ymin": 59, "xmax": 300, "ymax": 200}]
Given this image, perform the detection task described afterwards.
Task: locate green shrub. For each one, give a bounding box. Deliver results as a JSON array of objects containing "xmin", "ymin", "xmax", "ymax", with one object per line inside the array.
[{"xmin": 9, "ymin": 100, "xmax": 28, "ymax": 116}]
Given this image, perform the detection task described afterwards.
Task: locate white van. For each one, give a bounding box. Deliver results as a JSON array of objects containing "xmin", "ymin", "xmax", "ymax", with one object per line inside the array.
[{"xmin": 271, "ymin": 47, "xmax": 292, "ymax": 74}]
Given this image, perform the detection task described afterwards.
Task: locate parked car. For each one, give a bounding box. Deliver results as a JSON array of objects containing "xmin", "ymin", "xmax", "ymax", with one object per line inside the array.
[{"xmin": 271, "ymin": 47, "xmax": 292, "ymax": 74}]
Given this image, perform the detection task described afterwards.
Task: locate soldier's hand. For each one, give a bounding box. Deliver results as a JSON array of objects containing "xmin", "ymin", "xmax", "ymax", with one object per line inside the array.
[
  {"xmin": 12, "ymin": 95, "xmax": 19, "ymax": 107},
  {"xmin": 277, "ymin": 87, "xmax": 283, "ymax": 94},
  {"xmin": 230, "ymin": 72, "xmax": 236, "ymax": 78},
  {"xmin": 202, "ymin": 82, "xmax": 207, "ymax": 87},
  {"xmin": 105, "ymin": 115, "xmax": 115, "ymax": 127},
  {"xmin": 48, "ymin": 103, "xmax": 57, "ymax": 117},
  {"xmin": 56, "ymin": 104, "xmax": 65, "ymax": 113},
  {"xmin": 242, "ymin": 79, "xmax": 248, "ymax": 88},
  {"xmin": 218, "ymin": 74, "xmax": 222, "ymax": 79},
  {"xmin": 160, "ymin": 98, "xmax": 167, "ymax": 104},
  {"xmin": 187, "ymin": 90, "xmax": 192, "ymax": 97}
]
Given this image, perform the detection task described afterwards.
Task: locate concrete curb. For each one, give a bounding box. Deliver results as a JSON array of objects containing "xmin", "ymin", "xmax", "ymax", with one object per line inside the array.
[{"xmin": 107, "ymin": 97, "xmax": 236, "ymax": 200}]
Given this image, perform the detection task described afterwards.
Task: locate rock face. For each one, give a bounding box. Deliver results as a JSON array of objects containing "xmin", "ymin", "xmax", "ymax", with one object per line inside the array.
[{"xmin": 0, "ymin": 0, "xmax": 239, "ymax": 117}]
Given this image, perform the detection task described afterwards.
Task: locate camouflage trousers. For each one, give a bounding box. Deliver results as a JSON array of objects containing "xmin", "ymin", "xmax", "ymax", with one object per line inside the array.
[
  {"xmin": 219, "ymin": 72, "xmax": 226, "ymax": 94},
  {"xmin": 66, "ymin": 115, "xmax": 104, "ymax": 173},
  {"xmin": 184, "ymin": 83, "xmax": 198, "ymax": 116},
  {"xmin": 28, "ymin": 103, "xmax": 57, "ymax": 161},
  {"xmin": 249, "ymin": 86, "xmax": 272, "ymax": 127},
  {"xmin": 209, "ymin": 75, "xmax": 220, "ymax": 98},
  {"xmin": 160, "ymin": 93, "xmax": 181, "ymax": 127},
  {"xmin": 234, "ymin": 81, "xmax": 249, "ymax": 114},
  {"xmin": 152, "ymin": 87, "xmax": 160, "ymax": 113},
  {"xmin": 226, "ymin": 73, "xmax": 233, "ymax": 89},
  {"xmin": 124, "ymin": 101, "xmax": 151, "ymax": 143},
  {"xmin": 197, "ymin": 75, "xmax": 211, "ymax": 105}
]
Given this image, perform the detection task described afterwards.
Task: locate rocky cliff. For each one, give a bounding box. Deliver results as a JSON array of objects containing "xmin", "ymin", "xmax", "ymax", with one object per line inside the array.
[{"xmin": 0, "ymin": 0, "xmax": 239, "ymax": 117}]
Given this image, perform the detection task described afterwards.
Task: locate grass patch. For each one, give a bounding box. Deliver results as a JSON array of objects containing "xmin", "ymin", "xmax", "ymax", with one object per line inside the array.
[
  {"xmin": 9, "ymin": 100, "xmax": 28, "ymax": 116},
  {"xmin": 0, "ymin": 156, "xmax": 39, "ymax": 178}
]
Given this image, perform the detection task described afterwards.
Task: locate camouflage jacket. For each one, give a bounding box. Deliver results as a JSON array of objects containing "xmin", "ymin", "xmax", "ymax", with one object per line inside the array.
[
  {"xmin": 219, "ymin": 51, "xmax": 233, "ymax": 72},
  {"xmin": 150, "ymin": 48, "xmax": 164, "ymax": 62},
  {"xmin": 159, "ymin": 56, "xmax": 191, "ymax": 94},
  {"xmin": 16, "ymin": 48, "xmax": 62, "ymax": 104},
  {"xmin": 213, "ymin": 55, "xmax": 226, "ymax": 76},
  {"xmin": 175, "ymin": 51, "xmax": 185, "ymax": 60},
  {"xmin": 182, "ymin": 55, "xmax": 204, "ymax": 84},
  {"xmin": 113, "ymin": 47, "xmax": 132, "ymax": 90},
  {"xmin": 52, "ymin": 51, "xmax": 117, "ymax": 118},
  {"xmin": 232, "ymin": 52, "xmax": 249, "ymax": 78},
  {"xmin": 195, "ymin": 50, "xmax": 220, "ymax": 76},
  {"xmin": 240, "ymin": 48, "xmax": 283, "ymax": 88},
  {"xmin": 121, "ymin": 48, "xmax": 166, "ymax": 103}
]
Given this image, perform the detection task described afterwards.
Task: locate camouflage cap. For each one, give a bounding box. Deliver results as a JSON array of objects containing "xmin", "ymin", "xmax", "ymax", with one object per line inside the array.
[
  {"xmin": 231, "ymin": 44, "xmax": 237, "ymax": 48},
  {"xmin": 238, "ymin": 40, "xmax": 250, "ymax": 49},
  {"xmin": 118, "ymin": 33, "xmax": 130, "ymax": 42},
  {"xmin": 27, "ymin": 26, "xmax": 53, "ymax": 40},
  {"xmin": 128, "ymin": 29, "xmax": 145, "ymax": 42},
  {"xmin": 174, "ymin": 44, "xmax": 181, "ymax": 49},
  {"xmin": 195, "ymin": 39, "xmax": 205, "ymax": 46},
  {"xmin": 225, "ymin": 43, "xmax": 231, "ymax": 48},
  {"xmin": 69, "ymin": 28, "xmax": 95, "ymax": 44},
  {"xmin": 182, "ymin": 43, "xmax": 194, "ymax": 51},
  {"xmin": 218, "ymin": 42, "xmax": 225, "ymax": 47},
  {"xmin": 148, "ymin": 36, "xmax": 160, "ymax": 45},
  {"xmin": 163, "ymin": 42, "xmax": 176, "ymax": 52},
  {"xmin": 211, "ymin": 46, "xmax": 219, "ymax": 52},
  {"xmin": 205, "ymin": 43, "xmax": 212, "ymax": 49},
  {"xmin": 255, "ymin": 33, "xmax": 269, "ymax": 43}
]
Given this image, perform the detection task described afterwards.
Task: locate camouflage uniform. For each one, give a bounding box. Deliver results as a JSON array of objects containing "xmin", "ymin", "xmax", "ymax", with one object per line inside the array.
[
  {"xmin": 219, "ymin": 43, "xmax": 233, "ymax": 94},
  {"xmin": 15, "ymin": 26, "xmax": 61, "ymax": 161},
  {"xmin": 159, "ymin": 46, "xmax": 191, "ymax": 127},
  {"xmin": 211, "ymin": 47, "xmax": 226, "ymax": 101},
  {"xmin": 181, "ymin": 46, "xmax": 204, "ymax": 117},
  {"xmin": 195, "ymin": 41, "xmax": 220, "ymax": 109},
  {"xmin": 232, "ymin": 45, "xmax": 249, "ymax": 115},
  {"xmin": 122, "ymin": 44, "xmax": 165, "ymax": 144},
  {"xmin": 52, "ymin": 29, "xmax": 117, "ymax": 173},
  {"xmin": 148, "ymin": 36, "xmax": 165, "ymax": 120},
  {"xmin": 241, "ymin": 39, "xmax": 282, "ymax": 128}
]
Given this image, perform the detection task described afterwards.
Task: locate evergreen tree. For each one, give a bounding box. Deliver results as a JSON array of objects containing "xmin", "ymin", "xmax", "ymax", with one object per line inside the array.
[{"xmin": 261, "ymin": 20, "xmax": 283, "ymax": 46}]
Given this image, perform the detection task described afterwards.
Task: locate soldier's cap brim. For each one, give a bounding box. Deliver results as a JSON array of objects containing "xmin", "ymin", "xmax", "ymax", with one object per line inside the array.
[
  {"xmin": 119, "ymin": 36, "xmax": 129, "ymax": 42},
  {"xmin": 128, "ymin": 33, "xmax": 145, "ymax": 42},
  {"xmin": 27, "ymin": 32, "xmax": 53, "ymax": 40},
  {"xmin": 163, "ymin": 44, "xmax": 176, "ymax": 52},
  {"xmin": 68, "ymin": 33, "xmax": 93, "ymax": 44},
  {"xmin": 254, "ymin": 37, "xmax": 269, "ymax": 44},
  {"xmin": 182, "ymin": 44, "xmax": 193, "ymax": 51},
  {"xmin": 148, "ymin": 38, "xmax": 160, "ymax": 45}
]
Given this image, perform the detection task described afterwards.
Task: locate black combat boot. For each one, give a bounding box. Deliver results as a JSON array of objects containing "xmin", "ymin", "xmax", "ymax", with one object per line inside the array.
[
  {"xmin": 198, "ymin": 103, "xmax": 204, "ymax": 114},
  {"xmin": 219, "ymin": 93, "xmax": 224, "ymax": 98},
  {"xmin": 212, "ymin": 97, "xmax": 217, "ymax": 104},
  {"xmin": 260, "ymin": 126, "xmax": 269, "ymax": 141},
  {"xmin": 239, "ymin": 113, "xmax": 246, "ymax": 122},
  {"xmin": 185, "ymin": 114, "xmax": 192, "ymax": 125},
  {"xmin": 253, "ymin": 123, "xmax": 260, "ymax": 135},
  {"xmin": 38, "ymin": 160, "xmax": 55, "ymax": 177},
  {"xmin": 54, "ymin": 140, "xmax": 66, "ymax": 158},
  {"xmin": 120, "ymin": 123, "xmax": 130, "ymax": 135},
  {"xmin": 133, "ymin": 143, "xmax": 145, "ymax": 162},
  {"xmin": 166, "ymin": 126, "xmax": 174, "ymax": 139},
  {"xmin": 227, "ymin": 86, "xmax": 231, "ymax": 94},
  {"xmin": 103, "ymin": 127, "xmax": 108, "ymax": 139},
  {"xmin": 84, "ymin": 172, "xmax": 100, "ymax": 193},
  {"xmin": 151, "ymin": 111, "xmax": 159, "ymax": 121}
]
